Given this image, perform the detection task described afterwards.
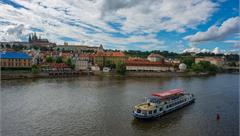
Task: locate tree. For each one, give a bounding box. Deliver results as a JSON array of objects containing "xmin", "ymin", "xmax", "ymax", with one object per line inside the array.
[
  {"xmin": 31, "ymin": 64, "xmax": 39, "ymax": 74},
  {"xmin": 56, "ymin": 56, "xmax": 63, "ymax": 63},
  {"xmin": 6, "ymin": 43, "xmax": 10, "ymax": 48},
  {"xmin": 65, "ymin": 58, "xmax": 72, "ymax": 66},
  {"xmin": 116, "ymin": 62, "xmax": 126, "ymax": 75},
  {"xmin": 181, "ymin": 57, "xmax": 194, "ymax": 69},
  {"xmin": 191, "ymin": 63, "xmax": 204, "ymax": 73},
  {"xmin": 65, "ymin": 58, "xmax": 75, "ymax": 69},
  {"xmin": 46, "ymin": 56, "xmax": 53, "ymax": 63},
  {"xmin": 191, "ymin": 61, "xmax": 218, "ymax": 73}
]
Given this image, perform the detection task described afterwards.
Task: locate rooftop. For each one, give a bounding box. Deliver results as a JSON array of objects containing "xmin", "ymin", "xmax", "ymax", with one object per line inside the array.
[{"xmin": 0, "ymin": 51, "xmax": 32, "ymax": 59}]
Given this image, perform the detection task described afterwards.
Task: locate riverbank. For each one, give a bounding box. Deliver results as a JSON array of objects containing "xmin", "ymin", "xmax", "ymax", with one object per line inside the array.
[
  {"xmin": 94, "ymin": 71, "xmax": 216, "ymax": 78},
  {"xmin": 1, "ymin": 71, "xmax": 88, "ymax": 80},
  {"xmin": 2, "ymin": 70, "xmax": 239, "ymax": 80}
]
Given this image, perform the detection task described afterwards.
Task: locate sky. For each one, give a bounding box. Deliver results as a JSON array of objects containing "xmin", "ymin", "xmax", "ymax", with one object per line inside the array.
[{"xmin": 0, "ymin": 0, "xmax": 239, "ymax": 53}]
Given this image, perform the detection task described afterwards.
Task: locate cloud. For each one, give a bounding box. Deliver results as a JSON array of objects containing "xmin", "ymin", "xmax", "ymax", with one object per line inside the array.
[
  {"xmin": 212, "ymin": 47, "xmax": 221, "ymax": 54},
  {"xmin": 183, "ymin": 47, "xmax": 223, "ymax": 54},
  {"xmin": 0, "ymin": 24, "xmax": 30, "ymax": 41},
  {"xmin": 0, "ymin": 0, "xmax": 219, "ymax": 50},
  {"xmin": 184, "ymin": 17, "xmax": 240, "ymax": 42}
]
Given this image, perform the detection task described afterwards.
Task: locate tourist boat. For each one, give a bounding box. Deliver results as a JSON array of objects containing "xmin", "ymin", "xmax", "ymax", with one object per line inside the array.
[{"xmin": 132, "ymin": 88, "xmax": 195, "ymax": 119}]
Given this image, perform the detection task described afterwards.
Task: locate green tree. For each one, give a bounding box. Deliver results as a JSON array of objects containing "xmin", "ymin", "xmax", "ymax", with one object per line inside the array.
[
  {"xmin": 56, "ymin": 56, "xmax": 63, "ymax": 63},
  {"xmin": 116, "ymin": 62, "xmax": 126, "ymax": 75},
  {"xmin": 191, "ymin": 63, "xmax": 204, "ymax": 72},
  {"xmin": 191, "ymin": 61, "xmax": 218, "ymax": 73},
  {"xmin": 65, "ymin": 58, "xmax": 72, "ymax": 66},
  {"xmin": 31, "ymin": 64, "xmax": 39, "ymax": 74},
  {"xmin": 46, "ymin": 56, "xmax": 53, "ymax": 63},
  {"xmin": 182, "ymin": 57, "xmax": 194, "ymax": 68}
]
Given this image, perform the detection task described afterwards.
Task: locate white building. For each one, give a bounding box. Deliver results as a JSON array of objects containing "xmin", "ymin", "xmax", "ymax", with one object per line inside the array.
[
  {"xmin": 147, "ymin": 53, "xmax": 164, "ymax": 62},
  {"xmin": 75, "ymin": 60, "xmax": 91, "ymax": 71},
  {"xmin": 126, "ymin": 60, "xmax": 175, "ymax": 72},
  {"xmin": 91, "ymin": 65, "xmax": 100, "ymax": 71}
]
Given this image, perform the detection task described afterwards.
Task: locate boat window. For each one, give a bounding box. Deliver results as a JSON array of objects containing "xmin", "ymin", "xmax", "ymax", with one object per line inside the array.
[
  {"xmin": 159, "ymin": 108, "xmax": 162, "ymax": 111},
  {"xmin": 137, "ymin": 109, "xmax": 141, "ymax": 113},
  {"xmin": 154, "ymin": 109, "xmax": 157, "ymax": 113},
  {"xmin": 149, "ymin": 111, "xmax": 152, "ymax": 114}
]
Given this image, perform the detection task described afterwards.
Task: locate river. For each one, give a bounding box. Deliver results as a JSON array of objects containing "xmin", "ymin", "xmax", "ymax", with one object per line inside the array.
[{"xmin": 1, "ymin": 74, "xmax": 239, "ymax": 136}]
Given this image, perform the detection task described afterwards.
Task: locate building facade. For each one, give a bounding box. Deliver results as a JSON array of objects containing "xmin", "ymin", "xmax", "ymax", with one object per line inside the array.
[
  {"xmin": 0, "ymin": 52, "xmax": 32, "ymax": 68},
  {"xmin": 126, "ymin": 59, "xmax": 175, "ymax": 72},
  {"xmin": 94, "ymin": 51, "xmax": 127, "ymax": 68},
  {"xmin": 195, "ymin": 57, "xmax": 224, "ymax": 66}
]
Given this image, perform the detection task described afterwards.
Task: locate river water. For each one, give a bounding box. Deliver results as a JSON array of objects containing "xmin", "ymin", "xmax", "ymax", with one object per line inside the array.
[{"xmin": 1, "ymin": 74, "xmax": 239, "ymax": 136}]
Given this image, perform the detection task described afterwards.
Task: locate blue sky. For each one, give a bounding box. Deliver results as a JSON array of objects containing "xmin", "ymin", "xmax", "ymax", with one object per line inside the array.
[{"xmin": 0, "ymin": 0, "xmax": 239, "ymax": 53}]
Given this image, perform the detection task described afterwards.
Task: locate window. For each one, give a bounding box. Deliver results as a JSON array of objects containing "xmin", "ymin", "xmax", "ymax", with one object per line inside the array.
[
  {"xmin": 137, "ymin": 109, "xmax": 141, "ymax": 113},
  {"xmin": 159, "ymin": 108, "xmax": 162, "ymax": 111},
  {"xmin": 149, "ymin": 111, "xmax": 152, "ymax": 114},
  {"xmin": 154, "ymin": 109, "xmax": 157, "ymax": 113}
]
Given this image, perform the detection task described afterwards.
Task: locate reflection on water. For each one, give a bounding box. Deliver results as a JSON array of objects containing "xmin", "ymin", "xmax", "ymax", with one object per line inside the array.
[{"xmin": 1, "ymin": 74, "xmax": 239, "ymax": 136}]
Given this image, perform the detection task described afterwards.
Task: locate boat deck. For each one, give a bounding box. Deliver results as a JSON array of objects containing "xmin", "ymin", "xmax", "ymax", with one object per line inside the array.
[{"xmin": 135, "ymin": 103, "xmax": 156, "ymax": 111}]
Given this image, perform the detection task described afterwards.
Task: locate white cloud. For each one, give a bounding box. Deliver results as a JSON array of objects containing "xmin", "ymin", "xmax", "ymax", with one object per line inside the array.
[
  {"xmin": 183, "ymin": 47, "xmax": 201, "ymax": 53},
  {"xmin": 0, "ymin": 0, "xmax": 219, "ymax": 50},
  {"xmin": 212, "ymin": 47, "xmax": 222, "ymax": 54},
  {"xmin": 184, "ymin": 17, "xmax": 240, "ymax": 42},
  {"xmin": 183, "ymin": 47, "xmax": 223, "ymax": 54}
]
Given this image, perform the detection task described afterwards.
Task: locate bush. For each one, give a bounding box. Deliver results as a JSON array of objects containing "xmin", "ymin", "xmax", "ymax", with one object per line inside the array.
[
  {"xmin": 31, "ymin": 64, "xmax": 39, "ymax": 74},
  {"xmin": 181, "ymin": 57, "xmax": 194, "ymax": 68},
  {"xmin": 56, "ymin": 57, "xmax": 63, "ymax": 63},
  {"xmin": 116, "ymin": 62, "xmax": 126, "ymax": 75},
  {"xmin": 46, "ymin": 56, "xmax": 53, "ymax": 63},
  {"xmin": 65, "ymin": 58, "xmax": 75, "ymax": 69},
  {"xmin": 191, "ymin": 61, "xmax": 218, "ymax": 73}
]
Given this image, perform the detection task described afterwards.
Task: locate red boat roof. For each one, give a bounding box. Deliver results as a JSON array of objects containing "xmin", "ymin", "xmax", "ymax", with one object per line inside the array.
[{"xmin": 152, "ymin": 88, "xmax": 184, "ymax": 99}]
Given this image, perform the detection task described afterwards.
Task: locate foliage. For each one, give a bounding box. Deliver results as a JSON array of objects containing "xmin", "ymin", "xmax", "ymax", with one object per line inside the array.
[
  {"xmin": 181, "ymin": 57, "xmax": 194, "ymax": 68},
  {"xmin": 116, "ymin": 62, "xmax": 126, "ymax": 75},
  {"xmin": 191, "ymin": 61, "xmax": 218, "ymax": 73},
  {"xmin": 65, "ymin": 58, "xmax": 75, "ymax": 69},
  {"xmin": 104, "ymin": 60, "xmax": 116, "ymax": 69},
  {"xmin": 12, "ymin": 44, "xmax": 25, "ymax": 51},
  {"xmin": 123, "ymin": 50, "xmax": 180, "ymax": 58},
  {"xmin": 56, "ymin": 56, "xmax": 63, "ymax": 63},
  {"xmin": 225, "ymin": 54, "xmax": 239, "ymax": 61},
  {"xmin": 31, "ymin": 64, "xmax": 39, "ymax": 74},
  {"xmin": 46, "ymin": 56, "xmax": 53, "ymax": 63}
]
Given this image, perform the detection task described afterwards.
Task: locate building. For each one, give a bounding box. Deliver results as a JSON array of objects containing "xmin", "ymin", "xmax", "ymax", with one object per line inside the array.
[
  {"xmin": 54, "ymin": 43, "xmax": 104, "ymax": 53},
  {"xmin": 75, "ymin": 60, "xmax": 91, "ymax": 71},
  {"xmin": 91, "ymin": 65, "xmax": 100, "ymax": 71},
  {"xmin": 0, "ymin": 51, "xmax": 32, "ymax": 68},
  {"xmin": 147, "ymin": 53, "xmax": 165, "ymax": 62},
  {"xmin": 195, "ymin": 57, "xmax": 224, "ymax": 66},
  {"xmin": 29, "ymin": 33, "xmax": 56, "ymax": 48},
  {"xmin": 126, "ymin": 59, "xmax": 175, "ymax": 72},
  {"xmin": 0, "ymin": 33, "xmax": 56, "ymax": 50},
  {"xmin": 94, "ymin": 51, "xmax": 127, "ymax": 67}
]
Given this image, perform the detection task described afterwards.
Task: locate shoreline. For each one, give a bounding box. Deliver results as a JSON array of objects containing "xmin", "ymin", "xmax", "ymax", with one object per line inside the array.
[{"xmin": 1, "ymin": 71, "xmax": 238, "ymax": 80}]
